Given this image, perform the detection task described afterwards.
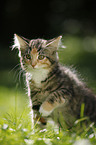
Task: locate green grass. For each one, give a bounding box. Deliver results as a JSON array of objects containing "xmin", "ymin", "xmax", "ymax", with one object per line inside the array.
[
  {"xmin": 0, "ymin": 87, "xmax": 96, "ymax": 145},
  {"xmin": 0, "ymin": 35, "xmax": 96, "ymax": 144}
]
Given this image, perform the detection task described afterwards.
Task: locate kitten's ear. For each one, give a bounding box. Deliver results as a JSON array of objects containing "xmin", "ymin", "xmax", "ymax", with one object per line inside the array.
[
  {"xmin": 13, "ymin": 34, "xmax": 28, "ymax": 50},
  {"xmin": 46, "ymin": 36, "xmax": 62, "ymax": 49}
]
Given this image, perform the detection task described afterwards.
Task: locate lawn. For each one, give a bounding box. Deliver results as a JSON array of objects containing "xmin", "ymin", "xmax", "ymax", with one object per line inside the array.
[{"xmin": 0, "ymin": 35, "xmax": 96, "ymax": 145}]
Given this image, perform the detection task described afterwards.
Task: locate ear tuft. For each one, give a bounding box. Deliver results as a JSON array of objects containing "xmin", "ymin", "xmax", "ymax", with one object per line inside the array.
[
  {"xmin": 12, "ymin": 34, "xmax": 28, "ymax": 50},
  {"xmin": 46, "ymin": 36, "xmax": 62, "ymax": 48},
  {"xmin": 12, "ymin": 34, "xmax": 20, "ymax": 50}
]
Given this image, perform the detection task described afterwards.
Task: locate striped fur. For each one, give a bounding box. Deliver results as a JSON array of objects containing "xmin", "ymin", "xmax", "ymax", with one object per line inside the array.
[{"xmin": 14, "ymin": 34, "xmax": 96, "ymax": 127}]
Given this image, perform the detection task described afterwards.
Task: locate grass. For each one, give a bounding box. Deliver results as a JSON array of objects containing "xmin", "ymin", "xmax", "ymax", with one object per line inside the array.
[
  {"xmin": 0, "ymin": 35, "xmax": 96, "ymax": 144},
  {"xmin": 0, "ymin": 84, "xmax": 96, "ymax": 145},
  {"xmin": 0, "ymin": 87, "xmax": 96, "ymax": 145}
]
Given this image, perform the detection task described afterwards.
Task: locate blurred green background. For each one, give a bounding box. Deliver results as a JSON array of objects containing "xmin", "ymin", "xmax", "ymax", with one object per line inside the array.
[{"xmin": 0, "ymin": 0, "xmax": 96, "ymax": 118}]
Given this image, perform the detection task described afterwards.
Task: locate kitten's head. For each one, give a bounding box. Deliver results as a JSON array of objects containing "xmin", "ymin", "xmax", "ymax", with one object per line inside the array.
[{"xmin": 13, "ymin": 34, "xmax": 62, "ymax": 71}]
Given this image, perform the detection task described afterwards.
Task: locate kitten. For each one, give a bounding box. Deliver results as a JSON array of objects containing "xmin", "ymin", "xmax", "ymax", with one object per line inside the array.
[{"xmin": 13, "ymin": 34, "xmax": 96, "ymax": 127}]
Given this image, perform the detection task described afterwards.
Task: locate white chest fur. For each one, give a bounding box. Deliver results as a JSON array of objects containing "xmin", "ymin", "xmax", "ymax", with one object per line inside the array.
[{"xmin": 27, "ymin": 68, "xmax": 50, "ymax": 87}]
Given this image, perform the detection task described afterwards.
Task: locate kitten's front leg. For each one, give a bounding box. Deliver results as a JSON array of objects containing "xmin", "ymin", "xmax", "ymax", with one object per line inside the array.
[
  {"xmin": 33, "ymin": 110, "xmax": 47, "ymax": 125},
  {"xmin": 39, "ymin": 101, "xmax": 56, "ymax": 116},
  {"xmin": 39, "ymin": 91, "xmax": 67, "ymax": 117}
]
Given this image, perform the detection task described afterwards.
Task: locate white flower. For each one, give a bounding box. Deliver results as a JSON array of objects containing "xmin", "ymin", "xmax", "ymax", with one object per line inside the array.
[
  {"xmin": 57, "ymin": 137, "xmax": 60, "ymax": 140},
  {"xmin": 74, "ymin": 139, "xmax": 91, "ymax": 145},
  {"xmin": 40, "ymin": 128, "xmax": 47, "ymax": 133},
  {"xmin": 2, "ymin": 124, "xmax": 8, "ymax": 130},
  {"xmin": 24, "ymin": 139, "xmax": 34, "ymax": 145},
  {"xmin": 43, "ymin": 138, "xmax": 52, "ymax": 145}
]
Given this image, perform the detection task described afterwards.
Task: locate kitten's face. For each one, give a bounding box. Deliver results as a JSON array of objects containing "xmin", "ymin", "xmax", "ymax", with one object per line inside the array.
[
  {"xmin": 23, "ymin": 46, "xmax": 51, "ymax": 70},
  {"xmin": 13, "ymin": 34, "xmax": 62, "ymax": 71}
]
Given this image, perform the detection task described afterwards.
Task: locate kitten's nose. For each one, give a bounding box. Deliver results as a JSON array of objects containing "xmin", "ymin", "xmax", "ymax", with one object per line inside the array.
[
  {"xmin": 31, "ymin": 58, "xmax": 37, "ymax": 68},
  {"xmin": 32, "ymin": 62, "xmax": 36, "ymax": 68},
  {"xmin": 32, "ymin": 64, "xmax": 35, "ymax": 68}
]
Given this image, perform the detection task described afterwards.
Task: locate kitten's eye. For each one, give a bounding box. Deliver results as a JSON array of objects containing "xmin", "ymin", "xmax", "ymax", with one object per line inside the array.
[
  {"xmin": 38, "ymin": 55, "xmax": 45, "ymax": 60},
  {"xmin": 26, "ymin": 54, "xmax": 31, "ymax": 59}
]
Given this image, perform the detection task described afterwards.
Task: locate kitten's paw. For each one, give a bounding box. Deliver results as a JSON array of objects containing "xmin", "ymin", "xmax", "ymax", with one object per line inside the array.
[{"xmin": 39, "ymin": 105, "xmax": 53, "ymax": 117}]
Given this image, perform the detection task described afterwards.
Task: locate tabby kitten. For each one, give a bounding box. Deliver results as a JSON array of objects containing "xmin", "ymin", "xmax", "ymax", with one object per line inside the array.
[{"xmin": 13, "ymin": 34, "xmax": 96, "ymax": 127}]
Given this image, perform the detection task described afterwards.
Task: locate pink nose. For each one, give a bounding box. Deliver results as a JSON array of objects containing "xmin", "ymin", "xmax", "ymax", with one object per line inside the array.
[
  {"xmin": 32, "ymin": 62, "xmax": 36, "ymax": 68},
  {"xmin": 32, "ymin": 64, "xmax": 35, "ymax": 68}
]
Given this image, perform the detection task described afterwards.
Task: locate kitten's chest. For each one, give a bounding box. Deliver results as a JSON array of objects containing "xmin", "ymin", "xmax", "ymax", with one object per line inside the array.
[{"xmin": 27, "ymin": 68, "xmax": 50, "ymax": 87}]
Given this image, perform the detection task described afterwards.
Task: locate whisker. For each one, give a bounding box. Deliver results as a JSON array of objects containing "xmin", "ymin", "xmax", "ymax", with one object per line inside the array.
[
  {"xmin": 8, "ymin": 64, "xmax": 22, "ymax": 85},
  {"xmin": 14, "ymin": 68, "xmax": 21, "ymax": 81},
  {"xmin": 19, "ymin": 69, "xmax": 25, "ymax": 83},
  {"xmin": 9, "ymin": 63, "xmax": 20, "ymax": 74},
  {"xmin": 15, "ymin": 68, "xmax": 22, "ymax": 83},
  {"xmin": 10, "ymin": 63, "xmax": 26, "ymax": 85}
]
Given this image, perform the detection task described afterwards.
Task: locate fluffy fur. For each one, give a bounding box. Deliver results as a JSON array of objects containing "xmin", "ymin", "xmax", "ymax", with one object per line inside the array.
[{"xmin": 13, "ymin": 34, "xmax": 96, "ymax": 128}]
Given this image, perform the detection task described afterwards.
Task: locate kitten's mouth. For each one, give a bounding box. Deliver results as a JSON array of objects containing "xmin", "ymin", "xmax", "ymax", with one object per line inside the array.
[
  {"xmin": 28, "ymin": 64, "xmax": 49, "ymax": 70},
  {"xmin": 32, "ymin": 65, "xmax": 35, "ymax": 68}
]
